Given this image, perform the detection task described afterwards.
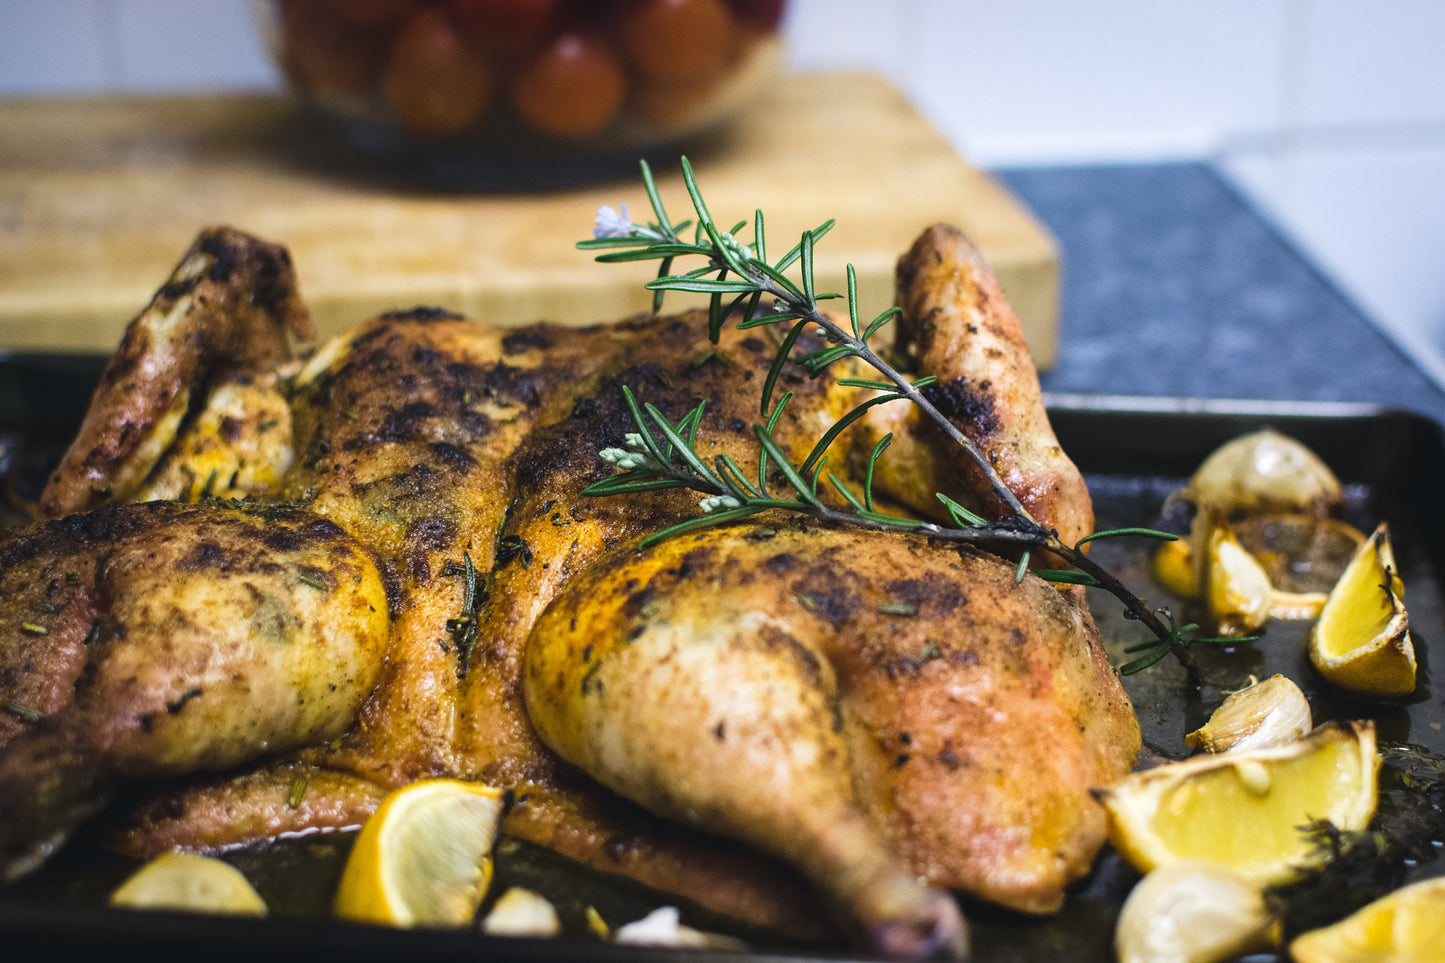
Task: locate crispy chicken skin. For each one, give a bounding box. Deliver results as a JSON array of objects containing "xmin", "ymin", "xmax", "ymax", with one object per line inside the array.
[{"xmin": 2, "ymin": 224, "xmax": 1138, "ymax": 957}]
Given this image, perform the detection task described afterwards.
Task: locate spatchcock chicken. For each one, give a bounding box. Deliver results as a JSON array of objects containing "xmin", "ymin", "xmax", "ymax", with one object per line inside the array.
[{"xmin": 0, "ymin": 223, "xmax": 1139, "ymax": 959}]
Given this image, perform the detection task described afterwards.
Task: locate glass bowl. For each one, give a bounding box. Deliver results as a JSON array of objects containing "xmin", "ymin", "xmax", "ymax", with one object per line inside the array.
[{"xmin": 260, "ymin": 0, "xmax": 789, "ymax": 187}]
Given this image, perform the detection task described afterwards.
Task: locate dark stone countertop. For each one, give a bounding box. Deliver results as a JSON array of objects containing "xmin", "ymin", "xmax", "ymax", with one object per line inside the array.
[{"xmin": 997, "ymin": 163, "xmax": 1445, "ymax": 428}]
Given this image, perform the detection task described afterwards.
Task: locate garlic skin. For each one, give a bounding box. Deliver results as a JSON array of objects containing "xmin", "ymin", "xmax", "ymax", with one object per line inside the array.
[
  {"xmin": 1115, "ymin": 862, "xmax": 1280, "ymax": 963},
  {"xmin": 1186, "ymin": 675, "xmax": 1312, "ymax": 753},
  {"xmin": 1186, "ymin": 429, "xmax": 1342, "ymax": 516},
  {"xmin": 480, "ymin": 887, "xmax": 561, "ymax": 938}
]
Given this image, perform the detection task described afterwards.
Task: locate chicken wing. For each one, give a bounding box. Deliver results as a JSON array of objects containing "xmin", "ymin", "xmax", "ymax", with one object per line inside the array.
[{"xmin": 0, "ymin": 500, "xmax": 388, "ymax": 881}]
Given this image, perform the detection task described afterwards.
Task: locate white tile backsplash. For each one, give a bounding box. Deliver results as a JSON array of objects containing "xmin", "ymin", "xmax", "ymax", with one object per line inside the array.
[
  {"xmin": 110, "ymin": 0, "xmax": 276, "ymax": 91},
  {"xmin": 1224, "ymin": 144, "xmax": 1445, "ymax": 386},
  {"xmin": 3, "ymin": 0, "xmax": 1445, "ymax": 386},
  {"xmin": 1295, "ymin": 0, "xmax": 1445, "ymax": 128},
  {"xmin": 0, "ymin": 0, "xmax": 118, "ymax": 93},
  {"xmin": 902, "ymin": 0, "xmax": 1292, "ymax": 164}
]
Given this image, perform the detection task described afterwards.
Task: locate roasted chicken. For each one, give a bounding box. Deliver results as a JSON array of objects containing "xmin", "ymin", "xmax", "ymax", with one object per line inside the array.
[{"xmin": 0, "ymin": 223, "xmax": 1139, "ymax": 958}]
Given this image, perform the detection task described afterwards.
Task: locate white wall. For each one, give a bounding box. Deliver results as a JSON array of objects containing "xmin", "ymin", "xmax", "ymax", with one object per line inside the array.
[{"xmin": 4, "ymin": 0, "xmax": 1445, "ymax": 385}]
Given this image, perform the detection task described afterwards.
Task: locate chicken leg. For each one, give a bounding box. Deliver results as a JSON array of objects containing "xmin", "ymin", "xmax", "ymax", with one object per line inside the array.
[{"xmin": 525, "ymin": 525, "xmax": 969, "ymax": 958}]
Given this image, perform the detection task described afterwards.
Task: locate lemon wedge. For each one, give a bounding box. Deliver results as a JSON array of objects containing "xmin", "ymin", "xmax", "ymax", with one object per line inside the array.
[
  {"xmin": 333, "ymin": 778, "xmax": 506, "ymax": 928},
  {"xmin": 1289, "ymin": 876, "xmax": 1445, "ymax": 963},
  {"xmin": 1099, "ymin": 721, "xmax": 1378, "ymax": 887},
  {"xmin": 109, "ymin": 852, "xmax": 267, "ymax": 916},
  {"xmin": 1309, "ymin": 523, "xmax": 1416, "ymax": 698},
  {"xmin": 1152, "ymin": 537, "xmax": 1197, "ymax": 598}
]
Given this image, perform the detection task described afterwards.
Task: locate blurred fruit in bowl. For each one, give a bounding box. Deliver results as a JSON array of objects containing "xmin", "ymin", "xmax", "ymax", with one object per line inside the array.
[{"xmin": 260, "ymin": 0, "xmax": 789, "ymax": 185}]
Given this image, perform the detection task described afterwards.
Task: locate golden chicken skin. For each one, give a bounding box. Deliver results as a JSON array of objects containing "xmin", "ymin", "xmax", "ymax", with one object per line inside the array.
[{"xmin": 0, "ymin": 223, "xmax": 1138, "ymax": 959}]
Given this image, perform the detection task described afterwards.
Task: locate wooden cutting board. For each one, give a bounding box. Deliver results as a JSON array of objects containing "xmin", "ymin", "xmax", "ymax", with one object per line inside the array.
[{"xmin": 0, "ymin": 72, "xmax": 1059, "ymax": 366}]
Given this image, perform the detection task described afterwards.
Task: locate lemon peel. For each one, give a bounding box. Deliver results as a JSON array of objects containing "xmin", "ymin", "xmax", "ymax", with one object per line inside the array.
[{"xmin": 1154, "ymin": 514, "xmax": 1367, "ymax": 624}]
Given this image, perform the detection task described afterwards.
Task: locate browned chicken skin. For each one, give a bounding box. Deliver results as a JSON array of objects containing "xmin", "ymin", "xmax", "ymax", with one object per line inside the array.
[{"xmin": 0, "ymin": 223, "xmax": 1139, "ymax": 958}]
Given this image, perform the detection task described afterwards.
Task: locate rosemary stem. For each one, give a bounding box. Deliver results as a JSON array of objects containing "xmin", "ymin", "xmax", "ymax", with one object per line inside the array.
[
  {"xmin": 1047, "ymin": 540, "xmax": 1202, "ymax": 687},
  {"xmin": 741, "ymin": 269, "xmax": 1035, "ymax": 523}
]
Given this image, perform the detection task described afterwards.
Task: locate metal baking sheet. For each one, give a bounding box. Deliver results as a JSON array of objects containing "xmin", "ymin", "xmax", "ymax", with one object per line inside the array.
[{"xmin": 3, "ymin": 356, "xmax": 1443, "ymax": 961}]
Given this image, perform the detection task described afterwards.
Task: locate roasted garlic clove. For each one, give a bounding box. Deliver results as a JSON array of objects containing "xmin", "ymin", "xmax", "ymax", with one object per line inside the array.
[
  {"xmin": 480, "ymin": 887, "xmax": 561, "ymax": 938},
  {"xmin": 1115, "ymin": 861, "xmax": 1280, "ymax": 963},
  {"xmin": 1204, "ymin": 520, "xmax": 1273, "ymax": 636},
  {"xmin": 1186, "ymin": 675, "xmax": 1312, "ymax": 753},
  {"xmin": 612, "ymin": 906, "xmax": 749, "ymax": 951},
  {"xmin": 1185, "ymin": 429, "xmax": 1342, "ymax": 516}
]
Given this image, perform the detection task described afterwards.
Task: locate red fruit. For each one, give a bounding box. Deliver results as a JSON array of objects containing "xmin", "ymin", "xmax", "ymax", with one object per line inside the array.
[
  {"xmin": 383, "ymin": 7, "xmax": 493, "ymax": 135},
  {"xmin": 314, "ymin": 0, "xmax": 420, "ymax": 28},
  {"xmin": 510, "ymin": 32, "xmax": 626, "ymax": 138},
  {"xmin": 448, "ymin": 0, "xmax": 560, "ymax": 52},
  {"xmin": 618, "ymin": 0, "xmax": 737, "ymax": 83},
  {"xmin": 278, "ymin": 0, "xmax": 388, "ymax": 95},
  {"xmin": 727, "ymin": 0, "xmax": 785, "ymax": 31}
]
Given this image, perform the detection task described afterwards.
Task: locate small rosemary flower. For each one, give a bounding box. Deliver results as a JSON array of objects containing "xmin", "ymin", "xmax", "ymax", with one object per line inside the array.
[
  {"xmin": 700, "ymin": 494, "xmax": 741, "ymax": 514},
  {"xmin": 717, "ymin": 230, "xmax": 750, "ymax": 263},
  {"xmin": 601, "ymin": 447, "xmax": 656, "ymax": 471},
  {"xmin": 593, "ymin": 203, "xmax": 634, "ymax": 239}
]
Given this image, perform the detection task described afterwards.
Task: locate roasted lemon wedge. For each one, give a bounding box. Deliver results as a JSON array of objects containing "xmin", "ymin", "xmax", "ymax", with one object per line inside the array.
[
  {"xmin": 1100, "ymin": 721, "xmax": 1378, "ymax": 887},
  {"xmin": 1236, "ymin": 515, "xmax": 1366, "ymax": 620},
  {"xmin": 1309, "ymin": 523, "xmax": 1416, "ymax": 698},
  {"xmin": 1153, "ymin": 514, "xmax": 1366, "ymax": 624},
  {"xmin": 1289, "ymin": 876, "xmax": 1445, "ymax": 963},
  {"xmin": 333, "ymin": 778, "xmax": 506, "ymax": 928},
  {"xmin": 110, "ymin": 852, "xmax": 268, "ymax": 916},
  {"xmin": 1152, "ymin": 536, "xmax": 1197, "ymax": 598}
]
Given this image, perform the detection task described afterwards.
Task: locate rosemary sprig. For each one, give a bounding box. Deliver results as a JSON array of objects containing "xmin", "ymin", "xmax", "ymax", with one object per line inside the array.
[{"xmin": 579, "ymin": 159, "xmax": 1207, "ymax": 682}]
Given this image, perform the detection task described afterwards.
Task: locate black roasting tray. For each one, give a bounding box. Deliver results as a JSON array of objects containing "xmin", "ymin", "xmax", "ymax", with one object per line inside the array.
[{"xmin": 2, "ymin": 354, "xmax": 1444, "ymax": 962}]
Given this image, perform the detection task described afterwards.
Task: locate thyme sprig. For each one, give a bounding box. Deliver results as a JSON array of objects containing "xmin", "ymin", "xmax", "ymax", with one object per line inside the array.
[{"xmin": 578, "ymin": 158, "xmax": 1204, "ymax": 682}]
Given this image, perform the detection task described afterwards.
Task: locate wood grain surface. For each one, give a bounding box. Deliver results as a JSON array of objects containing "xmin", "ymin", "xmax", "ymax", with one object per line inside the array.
[{"xmin": 0, "ymin": 73, "xmax": 1058, "ymax": 365}]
